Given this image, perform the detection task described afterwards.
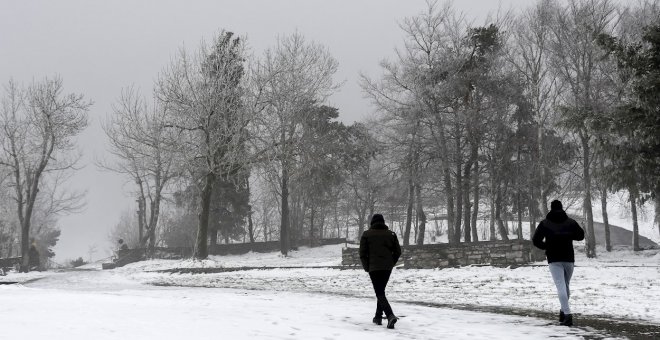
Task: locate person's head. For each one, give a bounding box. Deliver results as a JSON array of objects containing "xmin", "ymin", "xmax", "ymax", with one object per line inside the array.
[
  {"xmin": 118, "ymin": 239, "xmax": 124, "ymax": 244},
  {"xmin": 370, "ymin": 213, "xmax": 385, "ymax": 226},
  {"xmin": 550, "ymin": 200, "xmax": 563, "ymax": 211}
]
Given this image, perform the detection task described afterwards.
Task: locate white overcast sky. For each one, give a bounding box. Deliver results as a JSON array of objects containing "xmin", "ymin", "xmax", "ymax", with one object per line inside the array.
[{"xmin": 0, "ymin": 0, "xmax": 532, "ymax": 262}]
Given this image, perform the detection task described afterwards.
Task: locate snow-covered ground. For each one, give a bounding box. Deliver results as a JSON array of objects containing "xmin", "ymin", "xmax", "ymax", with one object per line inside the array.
[
  {"xmin": 117, "ymin": 244, "xmax": 660, "ymax": 324},
  {"xmin": 1, "ymin": 243, "xmax": 657, "ymax": 339},
  {"xmin": 1, "ymin": 278, "xmax": 595, "ymax": 340}
]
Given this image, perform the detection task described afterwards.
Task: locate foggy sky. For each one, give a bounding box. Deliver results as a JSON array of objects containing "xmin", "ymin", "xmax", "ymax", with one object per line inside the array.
[{"xmin": 0, "ymin": 0, "xmax": 531, "ymax": 262}]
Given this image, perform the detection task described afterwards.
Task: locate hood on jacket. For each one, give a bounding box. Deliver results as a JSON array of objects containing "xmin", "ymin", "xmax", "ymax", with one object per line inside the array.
[
  {"xmin": 370, "ymin": 222, "xmax": 388, "ymax": 230},
  {"xmin": 546, "ymin": 209, "xmax": 569, "ymax": 223},
  {"xmin": 370, "ymin": 214, "xmax": 385, "ymax": 226}
]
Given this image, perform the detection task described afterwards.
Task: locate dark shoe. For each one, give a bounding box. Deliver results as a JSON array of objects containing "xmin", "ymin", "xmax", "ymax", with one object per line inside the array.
[
  {"xmin": 386, "ymin": 315, "xmax": 398, "ymax": 329},
  {"xmin": 372, "ymin": 316, "xmax": 382, "ymax": 325},
  {"xmin": 560, "ymin": 314, "xmax": 573, "ymax": 326},
  {"xmin": 559, "ymin": 310, "xmax": 565, "ymax": 323}
]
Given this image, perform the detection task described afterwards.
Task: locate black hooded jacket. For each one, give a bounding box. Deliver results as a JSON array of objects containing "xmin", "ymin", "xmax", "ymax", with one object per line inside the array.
[
  {"xmin": 532, "ymin": 209, "xmax": 585, "ymax": 263},
  {"xmin": 359, "ymin": 223, "xmax": 402, "ymax": 272}
]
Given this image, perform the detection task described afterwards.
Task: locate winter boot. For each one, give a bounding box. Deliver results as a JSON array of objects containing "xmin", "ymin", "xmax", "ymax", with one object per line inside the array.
[
  {"xmin": 560, "ymin": 314, "xmax": 573, "ymax": 326},
  {"xmin": 372, "ymin": 315, "xmax": 382, "ymax": 325},
  {"xmin": 386, "ymin": 315, "xmax": 398, "ymax": 329},
  {"xmin": 559, "ymin": 310, "xmax": 565, "ymax": 323}
]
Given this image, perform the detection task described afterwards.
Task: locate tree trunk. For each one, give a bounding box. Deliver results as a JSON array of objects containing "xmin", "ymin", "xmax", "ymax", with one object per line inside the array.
[
  {"xmin": 6, "ymin": 226, "xmax": 14, "ymax": 257},
  {"xmin": 263, "ymin": 204, "xmax": 269, "ymax": 242},
  {"xmin": 334, "ymin": 199, "xmax": 340, "ymax": 239},
  {"xmin": 496, "ymin": 185, "xmax": 509, "ymax": 241},
  {"xmin": 463, "ymin": 161, "xmax": 472, "ymax": 243},
  {"xmin": 455, "ymin": 159, "xmax": 463, "ymax": 243},
  {"xmin": 600, "ymin": 188, "xmax": 611, "ymax": 252},
  {"xmin": 529, "ymin": 124, "xmax": 539, "ymax": 238},
  {"xmin": 529, "ymin": 185, "xmax": 537, "ymax": 241},
  {"xmin": 489, "ymin": 198, "xmax": 496, "ymax": 240},
  {"xmin": 580, "ymin": 133, "xmax": 596, "ymax": 258},
  {"xmin": 540, "ymin": 143, "xmax": 550, "ymax": 217},
  {"xmin": 445, "ymin": 170, "xmax": 456, "ymax": 244},
  {"xmin": 516, "ymin": 147, "xmax": 523, "ymax": 240},
  {"xmin": 489, "ymin": 165, "xmax": 497, "ymax": 241},
  {"xmin": 20, "ymin": 224, "xmax": 30, "ymax": 272},
  {"xmin": 246, "ymin": 180, "xmax": 255, "ymax": 243},
  {"xmin": 357, "ymin": 212, "xmax": 366, "ymax": 239},
  {"xmin": 517, "ymin": 194, "xmax": 523, "ymax": 240},
  {"xmin": 537, "ymin": 125, "xmax": 548, "ymax": 229},
  {"xmin": 309, "ymin": 206, "xmax": 315, "ymax": 247},
  {"xmin": 290, "ymin": 194, "xmax": 303, "ymax": 249},
  {"xmin": 453, "ymin": 118, "xmax": 465, "ymax": 244},
  {"xmin": 20, "ymin": 180, "xmax": 41, "ymax": 272},
  {"xmin": 403, "ymin": 176, "xmax": 414, "ymax": 246},
  {"xmin": 137, "ymin": 180, "xmax": 148, "ymax": 249},
  {"xmin": 368, "ymin": 192, "xmax": 375, "ymax": 220},
  {"xmin": 471, "ymin": 159, "xmax": 480, "ymax": 242},
  {"xmin": 137, "ymin": 200, "xmax": 144, "ymax": 246},
  {"xmin": 280, "ymin": 166, "xmax": 290, "ymax": 256},
  {"xmin": 247, "ymin": 205, "xmax": 255, "ymax": 243},
  {"xmin": 147, "ymin": 196, "xmax": 161, "ymax": 256},
  {"xmin": 194, "ymin": 172, "xmax": 215, "ymax": 259},
  {"xmin": 319, "ymin": 210, "xmax": 326, "ymax": 241},
  {"xmin": 630, "ymin": 190, "xmax": 640, "ymax": 251},
  {"xmin": 148, "ymin": 221, "xmax": 157, "ymax": 254},
  {"xmin": 654, "ymin": 191, "xmax": 660, "ymax": 239},
  {"xmin": 415, "ymin": 183, "xmax": 427, "ymax": 245}
]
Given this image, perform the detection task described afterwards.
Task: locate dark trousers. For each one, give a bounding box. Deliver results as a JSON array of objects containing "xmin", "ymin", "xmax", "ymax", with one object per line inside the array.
[{"xmin": 369, "ymin": 270, "xmax": 394, "ymax": 318}]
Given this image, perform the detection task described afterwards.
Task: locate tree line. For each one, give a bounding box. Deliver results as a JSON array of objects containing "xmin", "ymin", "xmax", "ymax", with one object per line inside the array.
[{"xmin": 1, "ymin": 0, "xmax": 659, "ymax": 270}]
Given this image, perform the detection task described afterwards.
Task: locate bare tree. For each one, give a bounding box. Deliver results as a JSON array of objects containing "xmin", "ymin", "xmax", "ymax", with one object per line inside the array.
[
  {"xmin": 251, "ymin": 32, "xmax": 339, "ymax": 255},
  {"xmin": 362, "ymin": 1, "xmax": 463, "ymax": 244},
  {"xmin": 548, "ymin": 0, "xmax": 618, "ymax": 258},
  {"xmin": 0, "ymin": 77, "xmax": 91, "ymax": 271},
  {"xmin": 157, "ymin": 31, "xmax": 249, "ymax": 259},
  {"xmin": 102, "ymin": 86, "xmax": 178, "ymax": 255},
  {"xmin": 508, "ymin": 0, "xmax": 563, "ymax": 235}
]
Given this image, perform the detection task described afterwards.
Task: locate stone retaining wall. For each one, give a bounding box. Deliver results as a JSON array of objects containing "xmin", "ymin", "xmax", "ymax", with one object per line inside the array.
[
  {"xmin": 342, "ymin": 240, "xmax": 545, "ymax": 269},
  {"xmin": 209, "ymin": 238, "xmax": 346, "ymax": 256}
]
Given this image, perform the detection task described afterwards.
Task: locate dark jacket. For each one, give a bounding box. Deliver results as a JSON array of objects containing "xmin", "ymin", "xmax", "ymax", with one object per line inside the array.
[
  {"xmin": 359, "ymin": 223, "xmax": 402, "ymax": 272},
  {"xmin": 532, "ymin": 209, "xmax": 585, "ymax": 263}
]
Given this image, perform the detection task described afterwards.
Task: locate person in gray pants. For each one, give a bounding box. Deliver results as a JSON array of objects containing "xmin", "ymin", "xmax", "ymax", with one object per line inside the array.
[{"xmin": 532, "ymin": 200, "xmax": 585, "ymax": 326}]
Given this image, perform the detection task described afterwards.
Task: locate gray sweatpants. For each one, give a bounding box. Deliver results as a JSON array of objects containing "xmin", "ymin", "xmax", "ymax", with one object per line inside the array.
[{"xmin": 548, "ymin": 262, "xmax": 575, "ymax": 315}]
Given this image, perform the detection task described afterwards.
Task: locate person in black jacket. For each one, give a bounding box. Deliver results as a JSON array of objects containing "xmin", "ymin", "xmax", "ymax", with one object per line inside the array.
[
  {"xmin": 532, "ymin": 200, "xmax": 585, "ymax": 327},
  {"xmin": 359, "ymin": 213, "xmax": 402, "ymax": 329}
]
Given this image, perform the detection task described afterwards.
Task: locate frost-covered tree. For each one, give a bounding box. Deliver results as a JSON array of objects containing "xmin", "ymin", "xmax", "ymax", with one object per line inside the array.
[
  {"xmin": 0, "ymin": 77, "xmax": 90, "ymax": 271},
  {"xmin": 251, "ymin": 33, "xmax": 339, "ymax": 255},
  {"xmin": 157, "ymin": 31, "xmax": 249, "ymax": 259},
  {"xmin": 548, "ymin": 0, "xmax": 618, "ymax": 258},
  {"xmin": 508, "ymin": 0, "xmax": 563, "ymax": 234},
  {"xmin": 102, "ymin": 87, "xmax": 179, "ymax": 255},
  {"xmin": 598, "ymin": 18, "xmax": 660, "ymax": 249}
]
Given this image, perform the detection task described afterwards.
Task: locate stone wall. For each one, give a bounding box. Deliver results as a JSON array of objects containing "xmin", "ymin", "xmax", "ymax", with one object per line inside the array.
[
  {"xmin": 208, "ymin": 238, "xmax": 346, "ymax": 256},
  {"xmin": 342, "ymin": 240, "xmax": 545, "ymax": 269}
]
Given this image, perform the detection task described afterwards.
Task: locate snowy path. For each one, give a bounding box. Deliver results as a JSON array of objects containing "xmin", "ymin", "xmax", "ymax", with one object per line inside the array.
[{"xmin": 0, "ymin": 270, "xmax": 600, "ymax": 340}]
